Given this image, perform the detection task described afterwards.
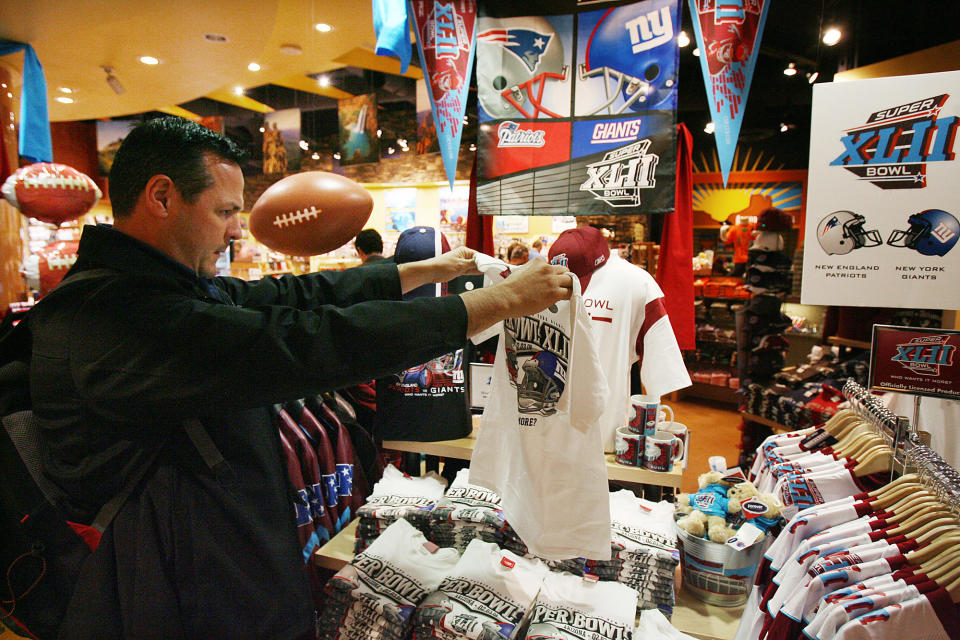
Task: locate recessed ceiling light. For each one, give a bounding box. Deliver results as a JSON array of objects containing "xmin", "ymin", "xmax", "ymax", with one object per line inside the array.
[
  {"xmin": 807, "ymin": 71, "xmax": 819, "ymax": 84},
  {"xmin": 823, "ymin": 28, "xmax": 842, "ymax": 46},
  {"xmin": 315, "ymin": 23, "xmax": 333, "ymax": 32},
  {"xmin": 692, "ymin": 47, "xmax": 700, "ymax": 57},
  {"xmin": 233, "ymin": 86, "xmax": 244, "ymax": 96},
  {"xmin": 248, "ymin": 62, "xmax": 261, "ymax": 72},
  {"xmin": 677, "ymin": 30, "xmax": 690, "ymax": 48},
  {"xmin": 6, "ymin": 92, "xmax": 12, "ymax": 99},
  {"xmin": 139, "ymin": 56, "xmax": 159, "ymax": 65},
  {"xmin": 298, "ymin": 140, "xmax": 309, "ymax": 150},
  {"xmin": 318, "ymin": 75, "xmax": 330, "ymax": 87},
  {"xmin": 259, "ymin": 126, "xmax": 265, "ymax": 133},
  {"xmin": 704, "ymin": 122, "xmax": 715, "ymax": 134},
  {"xmin": 56, "ymin": 96, "xmax": 74, "ymax": 104},
  {"xmin": 311, "ymin": 153, "xmax": 319, "ymax": 160},
  {"xmin": 58, "ymin": 87, "xmax": 73, "ymax": 94},
  {"xmin": 783, "ymin": 62, "xmax": 797, "ymax": 76},
  {"xmin": 204, "ymin": 33, "xmax": 228, "ymax": 43},
  {"xmin": 279, "ymin": 43, "xmax": 303, "ymax": 56}
]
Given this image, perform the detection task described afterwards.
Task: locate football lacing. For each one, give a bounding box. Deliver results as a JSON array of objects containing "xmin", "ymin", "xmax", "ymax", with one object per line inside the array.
[{"xmin": 272, "ymin": 205, "xmax": 321, "ymax": 228}]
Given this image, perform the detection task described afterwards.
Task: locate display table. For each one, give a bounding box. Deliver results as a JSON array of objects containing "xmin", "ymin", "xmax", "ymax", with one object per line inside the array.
[
  {"xmin": 382, "ymin": 416, "xmax": 683, "ymax": 490},
  {"xmin": 312, "ymin": 519, "xmax": 743, "ymax": 640}
]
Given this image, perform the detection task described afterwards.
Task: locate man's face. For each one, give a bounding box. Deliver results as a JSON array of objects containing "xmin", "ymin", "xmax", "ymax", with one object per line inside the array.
[{"xmin": 168, "ymin": 155, "xmax": 244, "ymax": 277}]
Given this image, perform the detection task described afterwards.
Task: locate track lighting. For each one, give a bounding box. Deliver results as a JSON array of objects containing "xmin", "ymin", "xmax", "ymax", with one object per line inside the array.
[{"xmin": 102, "ymin": 66, "xmax": 125, "ymax": 95}]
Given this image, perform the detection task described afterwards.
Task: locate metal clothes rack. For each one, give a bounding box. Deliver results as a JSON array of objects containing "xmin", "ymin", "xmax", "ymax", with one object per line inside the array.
[
  {"xmin": 842, "ymin": 379, "xmax": 912, "ymax": 477},
  {"xmin": 905, "ymin": 440, "xmax": 960, "ymax": 517}
]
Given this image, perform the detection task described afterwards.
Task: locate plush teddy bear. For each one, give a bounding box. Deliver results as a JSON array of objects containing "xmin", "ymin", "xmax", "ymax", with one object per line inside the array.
[
  {"xmin": 725, "ymin": 480, "xmax": 761, "ymax": 514},
  {"xmin": 675, "ymin": 509, "xmax": 707, "ymax": 537},
  {"xmin": 675, "ymin": 471, "xmax": 726, "ymax": 515},
  {"xmin": 675, "ymin": 471, "xmax": 741, "ymax": 543},
  {"xmin": 735, "ymin": 492, "xmax": 785, "ymax": 540}
]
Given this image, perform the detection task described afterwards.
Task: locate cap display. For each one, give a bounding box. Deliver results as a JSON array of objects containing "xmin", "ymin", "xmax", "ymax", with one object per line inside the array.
[
  {"xmin": 546, "ymin": 226, "xmax": 610, "ymax": 292},
  {"xmin": 394, "ymin": 226, "xmax": 451, "ymax": 299}
]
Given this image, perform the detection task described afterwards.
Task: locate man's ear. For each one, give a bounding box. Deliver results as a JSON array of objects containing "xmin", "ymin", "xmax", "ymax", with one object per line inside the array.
[{"xmin": 143, "ymin": 175, "xmax": 175, "ymax": 218}]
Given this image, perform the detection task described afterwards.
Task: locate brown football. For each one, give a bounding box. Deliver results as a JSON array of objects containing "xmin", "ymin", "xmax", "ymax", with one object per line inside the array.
[
  {"xmin": 1, "ymin": 162, "xmax": 101, "ymax": 225},
  {"xmin": 249, "ymin": 171, "xmax": 373, "ymax": 256}
]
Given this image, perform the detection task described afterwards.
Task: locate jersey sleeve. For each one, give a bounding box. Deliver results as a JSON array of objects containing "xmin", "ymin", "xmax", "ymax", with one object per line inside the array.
[{"xmin": 634, "ymin": 275, "xmax": 691, "ymax": 397}]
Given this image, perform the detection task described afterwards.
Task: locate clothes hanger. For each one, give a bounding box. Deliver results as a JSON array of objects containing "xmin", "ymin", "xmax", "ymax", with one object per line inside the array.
[
  {"xmin": 821, "ymin": 409, "xmax": 858, "ymax": 435},
  {"xmin": 885, "ymin": 514, "xmax": 958, "ymax": 540},
  {"xmin": 883, "ymin": 493, "xmax": 941, "ymax": 524},
  {"xmin": 822, "ymin": 412, "xmax": 863, "ymax": 438},
  {"xmin": 886, "ymin": 489, "xmax": 940, "ymax": 516},
  {"xmin": 868, "ymin": 473, "xmax": 921, "ymax": 507},
  {"xmin": 835, "ymin": 432, "xmax": 886, "ymax": 461},
  {"xmin": 852, "ymin": 445, "xmax": 893, "ymax": 477},
  {"xmin": 906, "ymin": 532, "xmax": 960, "ymax": 565}
]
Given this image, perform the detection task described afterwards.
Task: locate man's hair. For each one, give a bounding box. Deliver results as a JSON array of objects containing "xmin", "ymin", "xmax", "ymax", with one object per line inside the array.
[
  {"xmin": 354, "ymin": 228, "xmax": 383, "ymax": 255},
  {"xmin": 532, "ymin": 238, "xmax": 542, "ymax": 250},
  {"xmin": 507, "ymin": 242, "xmax": 529, "ymax": 262},
  {"xmin": 108, "ymin": 116, "xmax": 247, "ymax": 218}
]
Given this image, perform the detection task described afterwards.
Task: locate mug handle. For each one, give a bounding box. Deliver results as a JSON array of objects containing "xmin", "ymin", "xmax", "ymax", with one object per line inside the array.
[
  {"xmin": 672, "ymin": 436, "xmax": 685, "ymax": 461},
  {"xmin": 660, "ymin": 404, "xmax": 674, "ymax": 425}
]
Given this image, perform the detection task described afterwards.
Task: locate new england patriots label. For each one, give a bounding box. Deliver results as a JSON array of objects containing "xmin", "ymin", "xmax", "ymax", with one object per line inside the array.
[{"xmin": 503, "ymin": 313, "xmax": 570, "ymax": 418}]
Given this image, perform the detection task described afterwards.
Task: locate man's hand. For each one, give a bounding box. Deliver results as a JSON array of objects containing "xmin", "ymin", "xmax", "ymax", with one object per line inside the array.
[
  {"xmin": 397, "ymin": 246, "xmax": 479, "ymax": 294},
  {"xmin": 460, "ymin": 258, "xmax": 573, "ymax": 338}
]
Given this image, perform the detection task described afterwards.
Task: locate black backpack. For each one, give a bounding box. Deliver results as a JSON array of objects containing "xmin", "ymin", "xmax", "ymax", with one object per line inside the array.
[{"xmin": 0, "ymin": 270, "xmax": 227, "ymax": 639}]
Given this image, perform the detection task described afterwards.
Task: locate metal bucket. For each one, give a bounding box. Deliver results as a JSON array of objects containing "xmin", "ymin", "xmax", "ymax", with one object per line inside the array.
[{"xmin": 676, "ymin": 526, "xmax": 766, "ymax": 607}]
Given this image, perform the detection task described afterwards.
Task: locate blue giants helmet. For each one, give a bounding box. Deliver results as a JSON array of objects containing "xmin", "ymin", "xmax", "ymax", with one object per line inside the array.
[
  {"xmin": 887, "ymin": 209, "xmax": 960, "ymax": 257},
  {"xmin": 517, "ymin": 351, "xmax": 565, "ymax": 415},
  {"xmin": 579, "ymin": 3, "xmax": 679, "ymax": 114},
  {"xmin": 477, "ymin": 16, "xmax": 569, "ymax": 120}
]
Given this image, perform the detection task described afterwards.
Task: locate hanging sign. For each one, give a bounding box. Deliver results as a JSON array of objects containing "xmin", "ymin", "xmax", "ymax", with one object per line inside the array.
[
  {"xmin": 869, "ymin": 325, "xmax": 960, "ymax": 401},
  {"xmin": 688, "ymin": 0, "xmax": 769, "ymax": 187},
  {"xmin": 801, "ymin": 70, "xmax": 960, "ymax": 309},
  {"xmin": 476, "ymin": 0, "xmax": 679, "ymax": 216},
  {"xmin": 409, "ymin": 0, "xmax": 477, "ymax": 188}
]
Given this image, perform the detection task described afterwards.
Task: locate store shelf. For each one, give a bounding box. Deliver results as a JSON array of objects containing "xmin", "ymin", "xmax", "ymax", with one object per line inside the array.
[
  {"xmin": 383, "ymin": 418, "xmax": 682, "ymax": 489},
  {"xmin": 313, "ymin": 520, "xmax": 741, "ymax": 640},
  {"xmin": 742, "ymin": 412, "xmax": 792, "ymax": 434},
  {"xmin": 680, "ymin": 381, "xmax": 739, "ymax": 405},
  {"xmin": 827, "ymin": 336, "xmax": 871, "ymax": 350}
]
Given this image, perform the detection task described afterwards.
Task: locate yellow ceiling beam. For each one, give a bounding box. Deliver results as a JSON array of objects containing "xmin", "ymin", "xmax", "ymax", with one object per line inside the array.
[
  {"xmin": 157, "ymin": 105, "xmax": 203, "ymax": 121},
  {"xmin": 333, "ymin": 48, "xmax": 424, "ymax": 80},
  {"xmin": 204, "ymin": 89, "xmax": 275, "ymax": 113},
  {"xmin": 271, "ymin": 75, "xmax": 355, "ymax": 100}
]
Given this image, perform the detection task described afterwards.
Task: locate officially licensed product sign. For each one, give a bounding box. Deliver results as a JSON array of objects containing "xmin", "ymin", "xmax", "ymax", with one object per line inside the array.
[
  {"xmin": 869, "ymin": 325, "xmax": 960, "ymax": 401},
  {"xmin": 476, "ymin": 0, "xmax": 679, "ymax": 215},
  {"xmin": 801, "ymin": 70, "xmax": 960, "ymax": 309}
]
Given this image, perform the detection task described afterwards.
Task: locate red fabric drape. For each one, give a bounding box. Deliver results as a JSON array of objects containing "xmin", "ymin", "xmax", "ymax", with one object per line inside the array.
[
  {"xmin": 465, "ymin": 153, "xmax": 494, "ymax": 255},
  {"xmin": 656, "ymin": 123, "xmax": 695, "ymax": 350}
]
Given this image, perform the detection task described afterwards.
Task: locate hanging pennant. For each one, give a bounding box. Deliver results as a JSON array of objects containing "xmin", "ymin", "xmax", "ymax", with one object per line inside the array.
[
  {"xmin": 409, "ymin": 0, "xmax": 477, "ymax": 188},
  {"xmin": 688, "ymin": 0, "xmax": 770, "ymax": 186}
]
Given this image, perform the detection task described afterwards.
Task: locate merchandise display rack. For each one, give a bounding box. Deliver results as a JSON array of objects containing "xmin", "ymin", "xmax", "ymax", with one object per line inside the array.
[{"xmin": 312, "ymin": 519, "xmax": 743, "ymax": 640}]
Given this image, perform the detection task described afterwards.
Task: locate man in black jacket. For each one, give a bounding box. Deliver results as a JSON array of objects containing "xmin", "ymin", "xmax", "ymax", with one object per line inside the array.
[{"xmin": 29, "ymin": 117, "xmax": 571, "ymax": 639}]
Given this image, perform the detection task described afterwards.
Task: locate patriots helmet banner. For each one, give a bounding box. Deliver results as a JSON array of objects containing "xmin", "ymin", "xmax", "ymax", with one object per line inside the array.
[
  {"xmin": 688, "ymin": 0, "xmax": 770, "ymax": 186},
  {"xmin": 410, "ymin": 0, "xmax": 478, "ymax": 188},
  {"xmin": 477, "ymin": 0, "xmax": 679, "ymax": 216}
]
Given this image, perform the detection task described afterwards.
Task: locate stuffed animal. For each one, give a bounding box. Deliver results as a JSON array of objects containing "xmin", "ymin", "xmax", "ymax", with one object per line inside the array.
[
  {"xmin": 736, "ymin": 492, "xmax": 785, "ymax": 539},
  {"xmin": 675, "ymin": 471, "xmax": 727, "ymax": 514},
  {"xmin": 725, "ymin": 481, "xmax": 761, "ymax": 514},
  {"xmin": 676, "ymin": 509, "xmax": 707, "ymax": 537},
  {"xmin": 675, "ymin": 471, "xmax": 741, "ymax": 543}
]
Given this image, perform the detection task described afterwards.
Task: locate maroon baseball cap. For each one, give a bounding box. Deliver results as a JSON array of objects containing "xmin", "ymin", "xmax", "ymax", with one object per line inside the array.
[{"xmin": 547, "ymin": 226, "xmax": 610, "ymax": 292}]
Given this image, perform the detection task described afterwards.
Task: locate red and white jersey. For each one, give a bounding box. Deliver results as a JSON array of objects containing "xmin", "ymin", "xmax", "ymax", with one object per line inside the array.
[
  {"xmin": 833, "ymin": 588, "xmax": 960, "ymax": 640},
  {"xmin": 776, "ymin": 466, "xmax": 878, "ymax": 520},
  {"xmin": 749, "ymin": 428, "xmax": 818, "ymax": 481},
  {"xmin": 578, "ymin": 255, "xmax": 691, "ymax": 451},
  {"xmin": 805, "ymin": 579, "xmax": 936, "ymax": 640},
  {"xmin": 471, "ymin": 256, "xmax": 611, "ymax": 560}
]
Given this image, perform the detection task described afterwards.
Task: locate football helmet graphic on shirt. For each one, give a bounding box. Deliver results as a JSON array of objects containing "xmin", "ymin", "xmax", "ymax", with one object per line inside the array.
[
  {"xmin": 517, "ymin": 351, "xmax": 565, "ymax": 416},
  {"xmin": 887, "ymin": 209, "xmax": 960, "ymax": 257},
  {"xmin": 477, "ymin": 16, "xmax": 569, "ymax": 120},
  {"xmin": 578, "ymin": 4, "xmax": 678, "ymax": 114},
  {"xmin": 816, "ymin": 211, "xmax": 883, "ymax": 255}
]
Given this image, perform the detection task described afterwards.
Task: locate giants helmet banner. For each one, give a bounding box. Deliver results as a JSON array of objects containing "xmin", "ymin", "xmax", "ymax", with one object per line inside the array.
[{"xmin": 476, "ymin": 0, "xmax": 679, "ymax": 215}]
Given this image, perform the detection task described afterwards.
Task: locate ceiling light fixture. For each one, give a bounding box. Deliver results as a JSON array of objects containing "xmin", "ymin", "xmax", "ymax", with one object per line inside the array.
[
  {"xmin": 248, "ymin": 62, "xmax": 261, "ymax": 72},
  {"xmin": 333, "ymin": 152, "xmax": 341, "ymax": 160},
  {"xmin": 677, "ymin": 30, "xmax": 690, "ymax": 47},
  {"xmin": 233, "ymin": 86, "xmax": 244, "ymax": 96},
  {"xmin": 783, "ymin": 62, "xmax": 797, "ymax": 76},
  {"xmin": 315, "ymin": 23, "xmax": 333, "ymax": 33},
  {"xmin": 259, "ymin": 126, "xmax": 265, "ymax": 133},
  {"xmin": 780, "ymin": 122, "xmax": 789, "ymax": 133},
  {"xmin": 704, "ymin": 122, "xmax": 715, "ymax": 134},
  {"xmin": 101, "ymin": 66, "xmax": 125, "ymax": 95},
  {"xmin": 692, "ymin": 47, "xmax": 700, "ymax": 57},
  {"xmin": 299, "ymin": 140, "xmax": 309, "ymax": 150},
  {"xmin": 279, "ymin": 43, "xmax": 303, "ymax": 56},
  {"xmin": 58, "ymin": 87, "xmax": 73, "ymax": 94},
  {"xmin": 318, "ymin": 75, "xmax": 330, "ymax": 87},
  {"xmin": 311, "ymin": 153, "xmax": 320, "ymax": 160},
  {"xmin": 139, "ymin": 56, "xmax": 159, "ymax": 65},
  {"xmin": 807, "ymin": 71, "xmax": 819, "ymax": 84},
  {"xmin": 823, "ymin": 27, "xmax": 842, "ymax": 46},
  {"xmin": 204, "ymin": 33, "xmax": 228, "ymax": 43},
  {"xmin": 55, "ymin": 96, "xmax": 74, "ymax": 104}
]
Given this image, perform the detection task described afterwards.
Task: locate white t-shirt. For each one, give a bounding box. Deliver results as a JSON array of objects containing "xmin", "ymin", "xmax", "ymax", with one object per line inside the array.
[
  {"xmin": 415, "ymin": 539, "xmax": 548, "ymax": 640},
  {"xmin": 471, "ymin": 255, "xmax": 611, "ymax": 560},
  {"xmin": 526, "ymin": 571, "xmax": 637, "ymax": 640},
  {"xmin": 764, "ymin": 498, "xmax": 867, "ymax": 573},
  {"xmin": 833, "ymin": 589, "xmax": 959, "ymax": 640},
  {"xmin": 578, "ymin": 254, "xmax": 691, "ymax": 451},
  {"xmin": 804, "ymin": 581, "xmax": 927, "ymax": 640}
]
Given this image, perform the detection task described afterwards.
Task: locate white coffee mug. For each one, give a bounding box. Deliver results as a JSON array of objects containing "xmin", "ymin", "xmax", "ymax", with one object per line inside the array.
[
  {"xmin": 660, "ymin": 420, "xmax": 687, "ymax": 448},
  {"xmin": 629, "ymin": 395, "xmax": 672, "ymax": 437},
  {"xmin": 643, "ymin": 430, "xmax": 685, "ymax": 472}
]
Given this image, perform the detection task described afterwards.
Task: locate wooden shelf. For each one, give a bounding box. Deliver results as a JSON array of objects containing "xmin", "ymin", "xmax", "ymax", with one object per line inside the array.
[
  {"xmin": 827, "ymin": 336, "xmax": 871, "ymax": 350},
  {"xmin": 312, "ymin": 519, "xmax": 741, "ymax": 640},
  {"xmin": 383, "ymin": 417, "xmax": 682, "ymax": 489},
  {"xmin": 680, "ymin": 381, "xmax": 739, "ymax": 405},
  {"xmin": 742, "ymin": 412, "xmax": 792, "ymax": 434}
]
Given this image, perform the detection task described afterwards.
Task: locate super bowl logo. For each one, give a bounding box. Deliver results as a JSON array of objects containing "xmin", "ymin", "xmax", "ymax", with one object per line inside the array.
[
  {"xmin": 693, "ymin": 493, "xmax": 716, "ymax": 509},
  {"xmin": 579, "ymin": 139, "xmax": 658, "ymax": 207},
  {"xmin": 424, "ymin": 1, "xmax": 471, "ymax": 61},
  {"xmin": 829, "ymin": 94, "xmax": 958, "ymax": 189},
  {"xmin": 890, "ymin": 334, "xmax": 956, "ymax": 376}
]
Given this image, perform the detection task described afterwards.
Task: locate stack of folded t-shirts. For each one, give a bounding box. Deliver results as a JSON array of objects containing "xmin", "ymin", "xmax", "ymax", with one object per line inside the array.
[
  {"xmin": 428, "ymin": 468, "xmax": 507, "ymax": 552},
  {"xmin": 525, "ymin": 571, "xmax": 638, "ymax": 640},
  {"xmin": 355, "ymin": 464, "xmax": 447, "ymax": 553},
  {"xmin": 318, "ymin": 519, "xmax": 459, "ymax": 640},
  {"xmin": 412, "ymin": 538, "xmax": 547, "ymax": 640},
  {"xmin": 584, "ymin": 491, "xmax": 679, "ymax": 618}
]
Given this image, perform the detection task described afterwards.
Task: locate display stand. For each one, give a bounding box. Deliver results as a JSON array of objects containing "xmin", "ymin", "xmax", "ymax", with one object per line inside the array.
[
  {"xmin": 382, "ymin": 416, "xmax": 683, "ymax": 489},
  {"xmin": 312, "ymin": 519, "xmax": 742, "ymax": 640}
]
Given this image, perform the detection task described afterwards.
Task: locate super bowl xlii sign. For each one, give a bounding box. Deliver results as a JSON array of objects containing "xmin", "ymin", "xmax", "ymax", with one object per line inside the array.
[
  {"xmin": 475, "ymin": 0, "xmax": 680, "ymax": 216},
  {"xmin": 869, "ymin": 325, "xmax": 960, "ymax": 401}
]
